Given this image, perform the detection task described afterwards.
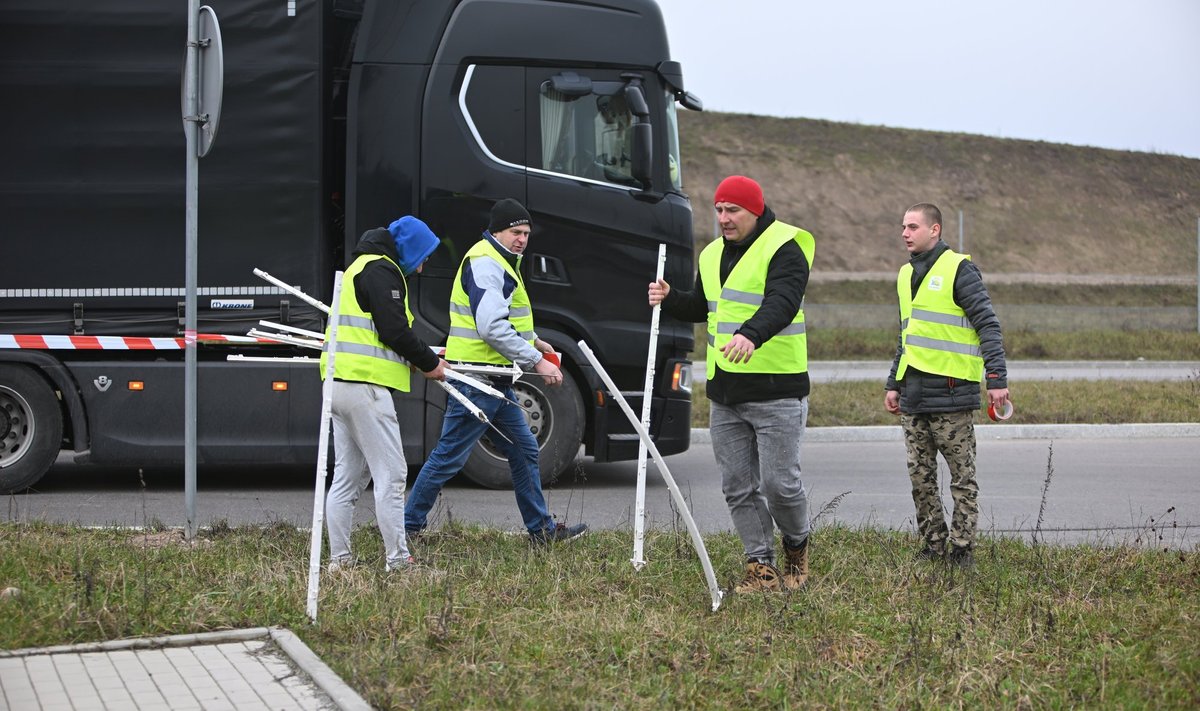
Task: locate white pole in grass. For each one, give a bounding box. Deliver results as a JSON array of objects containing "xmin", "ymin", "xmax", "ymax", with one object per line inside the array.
[
  {"xmin": 578, "ymin": 340, "xmax": 723, "ymax": 611},
  {"xmin": 632, "ymin": 244, "xmax": 667, "ymax": 570},
  {"xmin": 306, "ymin": 271, "xmax": 343, "ymax": 623}
]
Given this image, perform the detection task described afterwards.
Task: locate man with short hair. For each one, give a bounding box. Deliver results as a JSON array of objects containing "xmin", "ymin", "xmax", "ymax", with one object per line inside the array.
[
  {"xmin": 649, "ymin": 175, "xmax": 815, "ymax": 593},
  {"xmin": 884, "ymin": 203, "xmax": 1010, "ymax": 569},
  {"xmin": 323, "ymin": 216, "xmax": 449, "ymax": 573},
  {"xmin": 405, "ymin": 198, "xmax": 588, "ymax": 544}
]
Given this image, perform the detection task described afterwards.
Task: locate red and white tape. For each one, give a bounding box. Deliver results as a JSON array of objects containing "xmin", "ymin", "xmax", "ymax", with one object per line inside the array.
[
  {"xmin": 0, "ymin": 333, "xmax": 279, "ymax": 350},
  {"xmin": 987, "ymin": 400, "xmax": 1014, "ymax": 421}
]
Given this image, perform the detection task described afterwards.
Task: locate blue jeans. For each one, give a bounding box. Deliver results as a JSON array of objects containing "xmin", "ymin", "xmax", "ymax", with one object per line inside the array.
[
  {"xmin": 405, "ymin": 380, "xmax": 552, "ymax": 534},
  {"xmin": 710, "ymin": 396, "xmax": 810, "ymax": 563}
]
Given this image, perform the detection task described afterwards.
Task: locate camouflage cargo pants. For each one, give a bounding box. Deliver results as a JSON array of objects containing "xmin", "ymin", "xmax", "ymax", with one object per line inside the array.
[{"xmin": 900, "ymin": 410, "xmax": 978, "ymax": 553}]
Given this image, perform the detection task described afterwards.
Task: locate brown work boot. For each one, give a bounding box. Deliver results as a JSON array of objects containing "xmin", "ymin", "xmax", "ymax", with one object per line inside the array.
[
  {"xmin": 733, "ymin": 560, "xmax": 782, "ymax": 594},
  {"xmin": 782, "ymin": 538, "xmax": 810, "ymax": 590}
]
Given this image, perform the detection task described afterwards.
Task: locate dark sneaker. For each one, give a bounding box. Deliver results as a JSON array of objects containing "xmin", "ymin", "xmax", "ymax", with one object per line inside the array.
[
  {"xmin": 948, "ymin": 546, "xmax": 975, "ymax": 570},
  {"xmin": 529, "ymin": 522, "xmax": 588, "ymax": 545},
  {"xmin": 915, "ymin": 545, "xmax": 945, "ymax": 562},
  {"xmin": 782, "ymin": 538, "xmax": 810, "ymax": 590}
]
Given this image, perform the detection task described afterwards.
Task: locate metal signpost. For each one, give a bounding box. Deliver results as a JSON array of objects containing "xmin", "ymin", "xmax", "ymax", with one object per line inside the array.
[{"xmin": 182, "ymin": 2, "xmax": 223, "ymax": 540}]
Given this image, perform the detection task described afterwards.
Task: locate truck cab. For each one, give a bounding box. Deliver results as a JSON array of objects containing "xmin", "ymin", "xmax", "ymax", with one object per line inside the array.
[{"xmin": 0, "ymin": 0, "xmax": 700, "ymax": 492}]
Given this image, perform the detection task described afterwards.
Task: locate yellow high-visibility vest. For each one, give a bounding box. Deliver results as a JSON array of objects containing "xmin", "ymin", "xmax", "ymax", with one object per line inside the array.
[
  {"xmin": 320, "ymin": 254, "xmax": 415, "ymax": 392},
  {"xmin": 445, "ymin": 239, "xmax": 535, "ymax": 364},
  {"xmin": 896, "ymin": 249, "xmax": 983, "ymax": 382},
  {"xmin": 699, "ymin": 221, "xmax": 815, "ymax": 380}
]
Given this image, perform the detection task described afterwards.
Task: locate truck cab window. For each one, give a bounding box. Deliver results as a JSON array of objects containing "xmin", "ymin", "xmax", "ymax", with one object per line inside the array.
[{"xmin": 539, "ymin": 87, "xmax": 637, "ymax": 187}]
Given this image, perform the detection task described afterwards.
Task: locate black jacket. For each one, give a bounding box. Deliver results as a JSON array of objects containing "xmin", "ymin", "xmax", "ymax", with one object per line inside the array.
[
  {"xmin": 661, "ymin": 207, "xmax": 811, "ymax": 405},
  {"xmin": 885, "ymin": 240, "xmax": 1007, "ymax": 413},
  {"xmin": 348, "ymin": 228, "xmax": 440, "ymax": 375}
]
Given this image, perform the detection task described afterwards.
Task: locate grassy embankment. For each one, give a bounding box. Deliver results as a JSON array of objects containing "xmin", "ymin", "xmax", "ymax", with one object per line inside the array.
[{"xmin": 2, "ymin": 522, "xmax": 1197, "ymax": 709}]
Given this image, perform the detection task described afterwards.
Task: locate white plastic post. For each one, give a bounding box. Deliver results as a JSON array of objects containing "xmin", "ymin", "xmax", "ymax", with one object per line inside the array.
[
  {"xmin": 632, "ymin": 244, "xmax": 666, "ymax": 570},
  {"xmin": 254, "ymin": 268, "xmax": 331, "ymax": 314},
  {"xmin": 305, "ymin": 271, "xmax": 343, "ymax": 623},
  {"xmin": 578, "ymin": 340, "xmax": 723, "ymax": 611}
]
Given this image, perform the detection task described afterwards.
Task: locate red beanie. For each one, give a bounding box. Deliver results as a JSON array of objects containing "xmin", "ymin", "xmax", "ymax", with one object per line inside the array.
[{"xmin": 713, "ymin": 175, "xmax": 764, "ymax": 216}]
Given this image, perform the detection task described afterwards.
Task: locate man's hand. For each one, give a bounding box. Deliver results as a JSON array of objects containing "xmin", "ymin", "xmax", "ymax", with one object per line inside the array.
[
  {"xmin": 534, "ymin": 356, "xmax": 563, "ymax": 387},
  {"xmin": 421, "ymin": 358, "xmax": 449, "ymax": 382},
  {"xmin": 987, "ymin": 387, "xmax": 1010, "ymax": 409},
  {"xmin": 719, "ymin": 333, "xmax": 756, "ymax": 364},
  {"xmin": 648, "ymin": 278, "xmax": 671, "ymax": 306},
  {"xmin": 534, "ymin": 338, "xmax": 555, "ymax": 355},
  {"xmin": 884, "ymin": 389, "xmax": 901, "ymax": 415}
]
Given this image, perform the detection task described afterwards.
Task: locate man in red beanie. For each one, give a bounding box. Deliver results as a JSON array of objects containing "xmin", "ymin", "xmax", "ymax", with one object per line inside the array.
[{"xmin": 649, "ymin": 175, "xmax": 816, "ymax": 593}]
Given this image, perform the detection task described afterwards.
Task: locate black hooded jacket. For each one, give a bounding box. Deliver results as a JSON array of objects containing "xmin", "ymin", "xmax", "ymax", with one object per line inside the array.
[
  {"xmin": 885, "ymin": 240, "xmax": 1008, "ymax": 413},
  {"xmin": 347, "ymin": 228, "xmax": 440, "ymax": 375},
  {"xmin": 660, "ymin": 206, "xmax": 811, "ymax": 405}
]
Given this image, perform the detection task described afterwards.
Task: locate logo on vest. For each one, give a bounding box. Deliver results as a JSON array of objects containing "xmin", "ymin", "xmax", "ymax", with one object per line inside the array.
[
  {"xmin": 391, "ymin": 290, "xmax": 401, "ymax": 299},
  {"xmin": 928, "ymin": 276, "xmax": 944, "ymax": 291}
]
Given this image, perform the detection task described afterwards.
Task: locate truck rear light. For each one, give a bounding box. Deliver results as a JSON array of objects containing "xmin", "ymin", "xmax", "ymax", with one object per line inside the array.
[
  {"xmin": 272, "ymin": 381, "xmax": 288, "ymax": 391},
  {"xmin": 128, "ymin": 381, "xmax": 144, "ymax": 391},
  {"xmin": 669, "ymin": 362, "xmax": 692, "ymax": 394}
]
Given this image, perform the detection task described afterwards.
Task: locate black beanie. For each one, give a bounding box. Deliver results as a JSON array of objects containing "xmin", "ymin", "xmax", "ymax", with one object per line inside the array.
[{"xmin": 488, "ymin": 198, "xmax": 531, "ymax": 234}]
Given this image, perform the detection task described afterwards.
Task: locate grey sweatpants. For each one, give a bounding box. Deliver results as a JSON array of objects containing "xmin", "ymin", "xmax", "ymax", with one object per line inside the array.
[
  {"xmin": 326, "ymin": 380, "xmax": 409, "ymax": 569},
  {"xmin": 710, "ymin": 396, "xmax": 811, "ymax": 564}
]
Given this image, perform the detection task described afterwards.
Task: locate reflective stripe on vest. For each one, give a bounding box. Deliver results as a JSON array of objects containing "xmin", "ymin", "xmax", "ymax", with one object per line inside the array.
[
  {"xmin": 320, "ymin": 254, "xmax": 414, "ymax": 392},
  {"xmin": 896, "ymin": 249, "xmax": 983, "ymax": 382},
  {"xmin": 445, "ymin": 239, "xmax": 535, "ymax": 365},
  {"xmin": 698, "ymin": 220, "xmax": 815, "ymax": 380}
]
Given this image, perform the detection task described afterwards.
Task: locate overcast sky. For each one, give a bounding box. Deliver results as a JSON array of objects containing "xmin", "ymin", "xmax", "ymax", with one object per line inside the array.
[{"xmin": 654, "ymin": 0, "xmax": 1200, "ymax": 159}]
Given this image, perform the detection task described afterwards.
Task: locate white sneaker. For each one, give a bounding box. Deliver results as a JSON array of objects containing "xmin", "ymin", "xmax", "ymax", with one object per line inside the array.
[{"xmin": 327, "ymin": 557, "xmax": 353, "ymax": 573}]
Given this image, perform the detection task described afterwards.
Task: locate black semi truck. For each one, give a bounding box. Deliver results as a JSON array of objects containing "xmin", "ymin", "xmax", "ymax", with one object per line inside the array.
[{"xmin": 0, "ymin": 0, "xmax": 701, "ymax": 492}]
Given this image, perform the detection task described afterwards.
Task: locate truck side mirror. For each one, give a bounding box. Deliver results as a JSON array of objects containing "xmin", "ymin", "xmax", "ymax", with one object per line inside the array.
[
  {"xmin": 678, "ymin": 91, "xmax": 703, "ymax": 112},
  {"xmin": 631, "ymin": 122, "xmax": 652, "ymax": 188},
  {"xmin": 543, "ymin": 72, "xmax": 592, "ymax": 97},
  {"xmin": 623, "ymin": 84, "xmax": 649, "ymax": 117}
]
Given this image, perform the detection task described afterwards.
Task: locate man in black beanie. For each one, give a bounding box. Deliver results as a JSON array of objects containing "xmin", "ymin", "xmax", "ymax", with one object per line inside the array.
[
  {"xmin": 406, "ymin": 198, "xmax": 588, "ymax": 544},
  {"xmin": 487, "ymin": 198, "xmax": 531, "ymax": 236}
]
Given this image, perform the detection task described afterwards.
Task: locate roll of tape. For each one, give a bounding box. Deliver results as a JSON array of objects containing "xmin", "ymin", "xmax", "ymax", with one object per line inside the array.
[{"xmin": 988, "ymin": 401, "xmax": 1014, "ymax": 421}]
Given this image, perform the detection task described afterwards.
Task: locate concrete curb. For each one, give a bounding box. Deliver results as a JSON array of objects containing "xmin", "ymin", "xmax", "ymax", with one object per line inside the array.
[
  {"xmin": 691, "ymin": 423, "xmax": 1200, "ymax": 444},
  {"xmin": 269, "ymin": 627, "xmax": 372, "ymax": 711},
  {"xmin": 0, "ymin": 626, "xmax": 372, "ymax": 711}
]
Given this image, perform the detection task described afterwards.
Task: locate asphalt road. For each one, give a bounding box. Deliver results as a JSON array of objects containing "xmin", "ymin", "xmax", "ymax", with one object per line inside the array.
[{"xmin": 12, "ymin": 435, "xmax": 1197, "ymax": 549}]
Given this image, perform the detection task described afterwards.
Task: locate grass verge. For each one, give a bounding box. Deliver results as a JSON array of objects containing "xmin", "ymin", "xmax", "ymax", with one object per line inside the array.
[
  {"xmin": 689, "ymin": 378, "xmax": 1200, "ymax": 428},
  {"xmin": 1, "ymin": 522, "xmax": 1196, "ymax": 709}
]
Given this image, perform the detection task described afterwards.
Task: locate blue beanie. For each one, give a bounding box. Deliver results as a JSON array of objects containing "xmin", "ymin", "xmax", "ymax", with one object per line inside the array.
[{"xmin": 387, "ymin": 216, "xmax": 440, "ymax": 275}]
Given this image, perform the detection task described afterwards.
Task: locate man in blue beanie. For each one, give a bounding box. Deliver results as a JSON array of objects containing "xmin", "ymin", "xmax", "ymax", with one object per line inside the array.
[{"xmin": 322, "ymin": 216, "xmax": 449, "ymax": 573}]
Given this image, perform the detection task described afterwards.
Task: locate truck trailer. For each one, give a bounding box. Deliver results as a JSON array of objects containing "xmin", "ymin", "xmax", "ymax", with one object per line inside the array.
[{"xmin": 0, "ymin": 0, "xmax": 701, "ymax": 492}]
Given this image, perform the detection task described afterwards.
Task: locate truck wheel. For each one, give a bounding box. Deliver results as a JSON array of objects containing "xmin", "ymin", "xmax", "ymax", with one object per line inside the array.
[
  {"xmin": 0, "ymin": 364, "xmax": 64, "ymax": 494},
  {"xmin": 460, "ymin": 368, "xmax": 584, "ymax": 490}
]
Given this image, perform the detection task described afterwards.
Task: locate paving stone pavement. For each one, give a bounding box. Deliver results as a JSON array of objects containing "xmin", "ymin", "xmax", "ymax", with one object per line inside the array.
[{"xmin": 0, "ymin": 627, "xmax": 371, "ymax": 711}]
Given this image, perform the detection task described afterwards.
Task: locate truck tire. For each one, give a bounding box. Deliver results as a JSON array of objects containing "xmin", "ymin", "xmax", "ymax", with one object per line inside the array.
[
  {"xmin": 460, "ymin": 369, "xmax": 584, "ymax": 490},
  {"xmin": 0, "ymin": 364, "xmax": 64, "ymax": 494}
]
